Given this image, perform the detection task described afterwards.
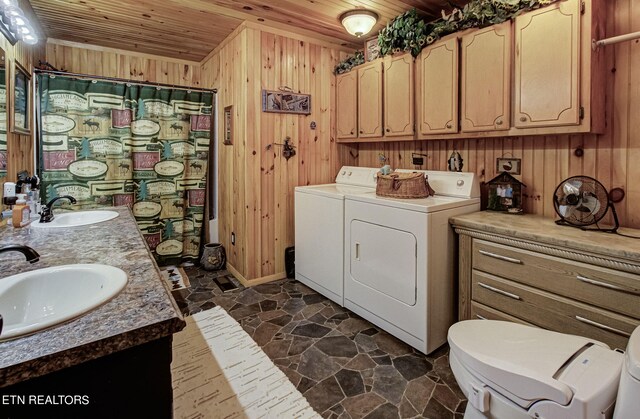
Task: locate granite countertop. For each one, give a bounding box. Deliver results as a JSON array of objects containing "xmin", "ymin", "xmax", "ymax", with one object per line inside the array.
[
  {"xmin": 450, "ymin": 211, "xmax": 640, "ymax": 263},
  {"xmin": 0, "ymin": 206, "xmax": 185, "ymax": 388}
]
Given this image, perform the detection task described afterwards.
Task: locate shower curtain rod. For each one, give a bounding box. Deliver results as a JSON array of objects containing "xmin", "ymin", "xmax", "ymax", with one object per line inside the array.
[{"xmin": 34, "ymin": 69, "xmax": 217, "ymax": 94}]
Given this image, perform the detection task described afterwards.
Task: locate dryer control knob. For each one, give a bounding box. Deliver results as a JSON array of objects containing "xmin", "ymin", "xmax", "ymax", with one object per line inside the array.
[
  {"xmin": 457, "ymin": 180, "xmax": 465, "ymax": 187},
  {"xmin": 341, "ymin": 171, "xmax": 346, "ymax": 175},
  {"xmin": 348, "ymin": 172, "xmax": 352, "ymax": 176}
]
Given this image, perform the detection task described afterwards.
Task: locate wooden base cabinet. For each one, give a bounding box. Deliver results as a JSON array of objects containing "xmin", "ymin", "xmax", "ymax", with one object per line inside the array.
[{"xmin": 452, "ymin": 212, "xmax": 640, "ymax": 350}]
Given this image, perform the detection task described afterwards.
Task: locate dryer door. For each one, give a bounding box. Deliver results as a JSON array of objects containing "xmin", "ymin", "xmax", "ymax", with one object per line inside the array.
[{"xmin": 349, "ymin": 220, "xmax": 417, "ymax": 305}]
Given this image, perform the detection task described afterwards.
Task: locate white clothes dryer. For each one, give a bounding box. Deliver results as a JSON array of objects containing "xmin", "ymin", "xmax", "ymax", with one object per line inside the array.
[{"xmin": 343, "ymin": 170, "xmax": 480, "ymax": 354}]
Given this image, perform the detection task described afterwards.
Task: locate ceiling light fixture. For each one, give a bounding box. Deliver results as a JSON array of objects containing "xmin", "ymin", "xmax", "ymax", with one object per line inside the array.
[{"xmin": 340, "ymin": 9, "xmax": 378, "ymax": 38}]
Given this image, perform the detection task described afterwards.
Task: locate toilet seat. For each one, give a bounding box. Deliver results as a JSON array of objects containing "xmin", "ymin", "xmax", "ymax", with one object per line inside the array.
[{"xmin": 448, "ymin": 320, "xmax": 610, "ymax": 408}]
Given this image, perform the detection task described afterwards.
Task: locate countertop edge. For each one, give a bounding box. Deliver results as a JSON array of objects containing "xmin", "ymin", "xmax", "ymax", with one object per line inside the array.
[
  {"xmin": 0, "ymin": 317, "xmax": 186, "ymax": 388},
  {"xmin": 450, "ymin": 212, "xmax": 640, "ymax": 264}
]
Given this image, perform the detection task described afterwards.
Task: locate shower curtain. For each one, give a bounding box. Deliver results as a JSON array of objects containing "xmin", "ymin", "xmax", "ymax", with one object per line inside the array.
[{"xmin": 37, "ymin": 74, "xmax": 214, "ymax": 266}]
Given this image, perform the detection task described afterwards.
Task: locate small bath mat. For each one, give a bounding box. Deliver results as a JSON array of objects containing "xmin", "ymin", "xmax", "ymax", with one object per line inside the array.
[
  {"xmin": 160, "ymin": 266, "xmax": 190, "ymax": 291},
  {"xmin": 171, "ymin": 307, "xmax": 320, "ymax": 419}
]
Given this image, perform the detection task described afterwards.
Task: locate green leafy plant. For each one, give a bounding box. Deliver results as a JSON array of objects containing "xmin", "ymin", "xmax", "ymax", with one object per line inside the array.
[
  {"xmin": 377, "ymin": 0, "xmax": 557, "ymax": 58},
  {"xmin": 334, "ymin": 50, "xmax": 365, "ymax": 75},
  {"xmin": 334, "ymin": 0, "xmax": 556, "ymax": 73},
  {"xmin": 377, "ymin": 9, "xmax": 430, "ymax": 57}
]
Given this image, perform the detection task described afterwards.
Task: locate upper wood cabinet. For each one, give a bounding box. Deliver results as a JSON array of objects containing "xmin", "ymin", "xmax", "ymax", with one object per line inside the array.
[
  {"xmin": 336, "ymin": 71, "xmax": 358, "ymax": 139},
  {"xmin": 417, "ymin": 37, "xmax": 459, "ymax": 135},
  {"xmin": 383, "ymin": 53, "xmax": 414, "ymax": 137},
  {"xmin": 514, "ymin": 0, "xmax": 581, "ymax": 128},
  {"xmin": 334, "ymin": 0, "xmax": 604, "ymax": 142},
  {"xmin": 461, "ymin": 22, "xmax": 512, "ymax": 132},
  {"xmin": 357, "ymin": 60, "xmax": 383, "ymax": 138}
]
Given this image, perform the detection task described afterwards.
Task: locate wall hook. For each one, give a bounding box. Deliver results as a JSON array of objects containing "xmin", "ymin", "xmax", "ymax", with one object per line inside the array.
[{"xmin": 268, "ymin": 137, "xmax": 297, "ymax": 160}]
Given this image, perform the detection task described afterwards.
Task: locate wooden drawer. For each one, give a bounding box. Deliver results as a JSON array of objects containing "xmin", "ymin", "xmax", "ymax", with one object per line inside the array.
[
  {"xmin": 472, "ymin": 270, "xmax": 639, "ymax": 349},
  {"xmin": 471, "ymin": 301, "xmax": 535, "ymax": 326},
  {"xmin": 473, "ymin": 239, "xmax": 640, "ymax": 319}
]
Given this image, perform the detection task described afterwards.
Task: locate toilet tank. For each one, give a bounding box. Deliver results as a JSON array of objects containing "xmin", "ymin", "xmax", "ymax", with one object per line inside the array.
[{"xmin": 613, "ymin": 326, "xmax": 640, "ymax": 419}]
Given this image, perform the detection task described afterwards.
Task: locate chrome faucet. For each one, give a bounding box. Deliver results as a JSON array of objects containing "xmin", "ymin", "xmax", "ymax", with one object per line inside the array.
[
  {"xmin": 0, "ymin": 245, "xmax": 40, "ymax": 263},
  {"xmin": 39, "ymin": 195, "xmax": 77, "ymax": 223}
]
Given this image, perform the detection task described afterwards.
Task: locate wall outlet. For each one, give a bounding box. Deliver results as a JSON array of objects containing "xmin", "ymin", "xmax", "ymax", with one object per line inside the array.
[
  {"xmin": 412, "ymin": 156, "xmax": 424, "ymax": 166},
  {"xmin": 231, "ymin": 232, "xmax": 236, "ymax": 246}
]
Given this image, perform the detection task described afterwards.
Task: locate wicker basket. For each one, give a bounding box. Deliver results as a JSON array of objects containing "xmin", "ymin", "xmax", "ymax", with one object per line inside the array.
[{"xmin": 376, "ymin": 172, "xmax": 435, "ymax": 199}]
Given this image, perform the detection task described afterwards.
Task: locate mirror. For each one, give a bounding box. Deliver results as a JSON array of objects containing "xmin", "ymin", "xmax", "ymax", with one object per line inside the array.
[
  {"xmin": 12, "ymin": 61, "xmax": 29, "ymax": 135},
  {"xmin": 0, "ymin": 48, "xmax": 6, "ymax": 178}
]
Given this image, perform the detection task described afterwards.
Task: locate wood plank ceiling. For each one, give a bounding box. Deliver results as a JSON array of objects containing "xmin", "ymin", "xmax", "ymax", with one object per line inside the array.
[{"xmin": 29, "ymin": 0, "xmax": 459, "ymax": 61}]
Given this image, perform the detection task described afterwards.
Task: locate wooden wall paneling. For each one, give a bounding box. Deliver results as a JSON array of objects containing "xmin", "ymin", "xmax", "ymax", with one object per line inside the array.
[
  {"xmin": 245, "ymin": 27, "xmax": 260, "ymax": 280},
  {"xmin": 627, "ymin": 0, "xmax": 640, "ymax": 226},
  {"xmin": 261, "ymin": 31, "xmax": 276, "ymax": 278},
  {"xmin": 46, "ymin": 41, "xmax": 202, "ymax": 86},
  {"xmin": 611, "ymin": 0, "xmax": 630, "ymax": 226}
]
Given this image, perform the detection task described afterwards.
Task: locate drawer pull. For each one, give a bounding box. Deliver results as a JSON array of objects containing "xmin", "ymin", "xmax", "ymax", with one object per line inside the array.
[
  {"xmin": 475, "ymin": 314, "xmax": 487, "ymax": 320},
  {"xmin": 478, "ymin": 250, "xmax": 522, "ymax": 264},
  {"xmin": 575, "ymin": 315, "xmax": 631, "ymax": 338},
  {"xmin": 576, "ymin": 275, "xmax": 640, "ymax": 296},
  {"xmin": 477, "ymin": 282, "xmax": 521, "ymax": 300}
]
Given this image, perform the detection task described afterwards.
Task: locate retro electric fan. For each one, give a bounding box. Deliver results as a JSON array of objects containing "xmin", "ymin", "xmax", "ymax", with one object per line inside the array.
[{"xmin": 553, "ymin": 176, "xmax": 619, "ymax": 233}]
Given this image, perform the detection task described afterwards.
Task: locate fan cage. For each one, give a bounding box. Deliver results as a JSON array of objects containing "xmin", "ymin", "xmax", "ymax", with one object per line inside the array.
[{"xmin": 553, "ymin": 176, "xmax": 610, "ymax": 227}]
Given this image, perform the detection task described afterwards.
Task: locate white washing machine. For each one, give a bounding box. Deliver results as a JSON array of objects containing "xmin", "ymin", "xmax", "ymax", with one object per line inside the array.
[
  {"xmin": 343, "ymin": 170, "xmax": 480, "ymax": 354},
  {"xmin": 294, "ymin": 167, "xmax": 379, "ymax": 305}
]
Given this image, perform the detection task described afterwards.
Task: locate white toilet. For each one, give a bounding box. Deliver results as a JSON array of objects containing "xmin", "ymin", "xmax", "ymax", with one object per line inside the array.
[{"xmin": 448, "ymin": 320, "xmax": 640, "ymax": 419}]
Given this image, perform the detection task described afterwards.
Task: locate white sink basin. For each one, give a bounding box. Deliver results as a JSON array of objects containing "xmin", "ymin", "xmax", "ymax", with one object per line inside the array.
[
  {"xmin": 31, "ymin": 210, "xmax": 119, "ymax": 228},
  {"xmin": 0, "ymin": 264, "xmax": 127, "ymax": 340}
]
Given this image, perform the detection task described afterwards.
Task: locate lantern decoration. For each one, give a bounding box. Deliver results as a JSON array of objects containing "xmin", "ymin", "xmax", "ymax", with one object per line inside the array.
[{"xmin": 486, "ymin": 171, "xmax": 525, "ymax": 214}]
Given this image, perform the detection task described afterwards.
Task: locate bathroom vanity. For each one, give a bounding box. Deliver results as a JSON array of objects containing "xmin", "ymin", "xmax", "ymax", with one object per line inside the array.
[
  {"xmin": 0, "ymin": 207, "xmax": 185, "ymax": 418},
  {"xmin": 451, "ymin": 212, "xmax": 640, "ymax": 350}
]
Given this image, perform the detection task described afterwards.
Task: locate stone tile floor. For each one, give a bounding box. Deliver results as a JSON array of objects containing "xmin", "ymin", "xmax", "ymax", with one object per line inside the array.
[{"xmin": 173, "ymin": 267, "xmax": 467, "ymax": 419}]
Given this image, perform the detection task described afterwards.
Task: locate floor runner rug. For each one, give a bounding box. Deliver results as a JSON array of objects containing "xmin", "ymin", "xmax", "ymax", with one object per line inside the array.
[{"xmin": 171, "ymin": 306, "xmax": 320, "ymax": 419}]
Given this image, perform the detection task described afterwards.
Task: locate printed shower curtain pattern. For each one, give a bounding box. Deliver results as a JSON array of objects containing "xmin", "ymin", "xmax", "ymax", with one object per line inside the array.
[{"xmin": 38, "ymin": 75, "xmax": 213, "ymax": 265}]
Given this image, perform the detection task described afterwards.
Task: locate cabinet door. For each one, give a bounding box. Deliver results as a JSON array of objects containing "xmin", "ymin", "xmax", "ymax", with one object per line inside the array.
[
  {"xmin": 383, "ymin": 53, "xmax": 414, "ymax": 137},
  {"xmin": 461, "ymin": 22, "xmax": 511, "ymax": 132},
  {"xmin": 336, "ymin": 72, "xmax": 358, "ymax": 139},
  {"xmin": 514, "ymin": 0, "xmax": 581, "ymax": 128},
  {"xmin": 357, "ymin": 60, "xmax": 383, "ymax": 138},
  {"xmin": 417, "ymin": 37, "xmax": 459, "ymax": 135}
]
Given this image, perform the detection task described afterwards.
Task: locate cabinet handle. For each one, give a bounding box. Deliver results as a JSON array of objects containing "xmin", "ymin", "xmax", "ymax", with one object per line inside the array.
[
  {"xmin": 359, "ymin": 130, "xmax": 363, "ymax": 134},
  {"xmin": 350, "ymin": 130, "xmax": 354, "ymax": 135},
  {"xmin": 477, "ymin": 282, "xmax": 521, "ymax": 300},
  {"xmin": 386, "ymin": 128, "xmax": 390, "ymax": 132},
  {"xmin": 575, "ymin": 315, "xmax": 631, "ymax": 337},
  {"xmin": 576, "ymin": 275, "xmax": 640, "ymax": 296},
  {"xmin": 446, "ymin": 123, "xmax": 452, "ymax": 129},
  {"xmin": 478, "ymin": 249, "xmax": 522, "ymax": 264},
  {"xmin": 475, "ymin": 314, "xmax": 487, "ymax": 320},
  {"xmin": 496, "ymin": 119, "xmax": 503, "ymax": 126},
  {"xmin": 520, "ymin": 116, "xmax": 527, "ymax": 122},
  {"xmin": 355, "ymin": 242, "xmax": 360, "ymax": 261}
]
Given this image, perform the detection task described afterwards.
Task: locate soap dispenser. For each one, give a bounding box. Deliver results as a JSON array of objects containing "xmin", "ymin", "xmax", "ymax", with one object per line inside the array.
[{"xmin": 12, "ymin": 194, "xmax": 31, "ymax": 227}]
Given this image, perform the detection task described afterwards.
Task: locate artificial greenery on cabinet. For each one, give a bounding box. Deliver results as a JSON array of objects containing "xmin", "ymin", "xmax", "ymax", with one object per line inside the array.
[{"xmin": 335, "ymin": 0, "xmax": 557, "ymax": 74}]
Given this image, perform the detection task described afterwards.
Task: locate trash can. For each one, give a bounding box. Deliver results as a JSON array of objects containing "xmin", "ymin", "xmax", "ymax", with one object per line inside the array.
[
  {"xmin": 285, "ymin": 246, "xmax": 295, "ymax": 279},
  {"xmin": 201, "ymin": 243, "xmax": 226, "ymax": 271}
]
